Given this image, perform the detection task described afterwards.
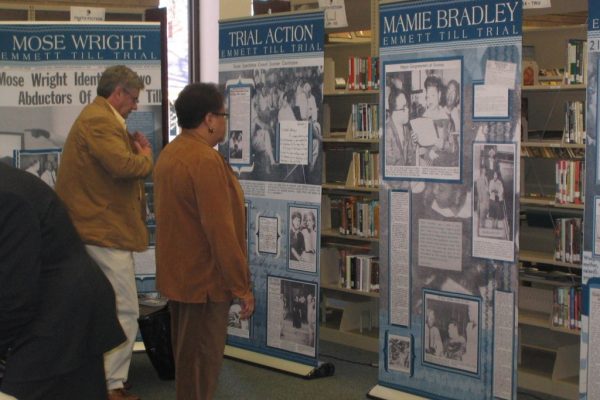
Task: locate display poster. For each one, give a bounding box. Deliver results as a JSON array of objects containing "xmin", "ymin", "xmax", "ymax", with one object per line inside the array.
[
  {"xmin": 219, "ymin": 11, "xmax": 324, "ymax": 367},
  {"xmin": 0, "ymin": 22, "xmax": 163, "ymax": 296},
  {"xmin": 580, "ymin": 2, "xmax": 600, "ymax": 398},
  {"xmin": 0, "ymin": 23, "xmax": 163, "ymax": 165},
  {"xmin": 376, "ymin": 1, "xmax": 521, "ymax": 398}
]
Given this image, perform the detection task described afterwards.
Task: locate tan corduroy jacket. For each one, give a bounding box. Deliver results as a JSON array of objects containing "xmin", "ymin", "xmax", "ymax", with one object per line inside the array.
[
  {"xmin": 154, "ymin": 133, "xmax": 251, "ymax": 303},
  {"xmin": 56, "ymin": 96, "xmax": 153, "ymax": 251}
]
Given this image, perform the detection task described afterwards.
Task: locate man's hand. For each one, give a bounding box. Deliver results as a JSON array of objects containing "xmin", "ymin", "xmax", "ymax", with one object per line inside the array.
[
  {"xmin": 131, "ymin": 131, "xmax": 152, "ymax": 157},
  {"xmin": 132, "ymin": 131, "xmax": 151, "ymax": 149},
  {"xmin": 134, "ymin": 141, "xmax": 153, "ymax": 158},
  {"xmin": 239, "ymin": 292, "xmax": 255, "ymax": 320}
]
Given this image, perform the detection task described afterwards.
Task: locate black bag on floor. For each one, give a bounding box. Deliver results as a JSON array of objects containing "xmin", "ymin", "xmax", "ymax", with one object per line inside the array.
[{"xmin": 137, "ymin": 303, "xmax": 175, "ymax": 380}]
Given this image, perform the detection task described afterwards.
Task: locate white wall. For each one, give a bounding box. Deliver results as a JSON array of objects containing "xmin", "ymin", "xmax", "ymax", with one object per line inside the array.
[{"xmin": 199, "ymin": 0, "xmax": 252, "ymax": 83}]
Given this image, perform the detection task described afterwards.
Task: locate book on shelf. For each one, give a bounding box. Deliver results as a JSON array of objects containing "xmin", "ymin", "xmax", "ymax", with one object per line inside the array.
[
  {"xmin": 521, "ymin": 140, "xmax": 585, "ymax": 159},
  {"xmin": 326, "ymin": 195, "xmax": 380, "ymax": 238},
  {"xmin": 347, "ymin": 56, "xmax": 379, "ymax": 91},
  {"xmin": 346, "ymin": 150, "xmax": 379, "ymax": 188},
  {"xmin": 340, "ymin": 252, "xmax": 379, "ymax": 292},
  {"xmin": 563, "ymin": 100, "xmax": 585, "ymax": 144},
  {"xmin": 553, "ymin": 217, "xmax": 582, "ymax": 264},
  {"xmin": 555, "ymin": 159, "xmax": 585, "ymax": 205},
  {"xmin": 552, "ymin": 285, "xmax": 581, "ymax": 331},
  {"xmin": 538, "ymin": 68, "xmax": 566, "ymax": 86},
  {"xmin": 522, "ymin": 60, "xmax": 539, "ymax": 86},
  {"xmin": 566, "ymin": 39, "xmax": 587, "ymax": 85},
  {"xmin": 350, "ymin": 103, "xmax": 379, "ymax": 139}
]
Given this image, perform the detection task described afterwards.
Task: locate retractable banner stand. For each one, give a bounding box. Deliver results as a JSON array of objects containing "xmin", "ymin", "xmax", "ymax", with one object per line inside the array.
[
  {"xmin": 0, "ymin": 23, "xmax": 163, "ymax": 166},
  {"xmin": 370, "ymin": 1, "xmax": 521, "ymax": 399},
  {"xmin": 0, "ymin": 23, "xmax": 163, "ymax": 301},
  {"xmin": 580, "ymin": 3, "xmax": 600, "ymax": 399},
  {"xmin": 218, "ymin": 11, "xmax": 332, "ymax": 378}
]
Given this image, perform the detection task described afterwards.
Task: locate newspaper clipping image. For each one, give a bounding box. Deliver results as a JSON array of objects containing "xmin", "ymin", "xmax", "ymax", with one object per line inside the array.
[
  {"xmin": 288, "ymin": 205, "xmax": 319, "ymax": 273},
  {"xmin": 227, "ymin": 298, "xmax": 251, "ymax": 339},
  {"xmin": 14, "ymin": 148, "xmax": 61, "ymax": 190},
  {"xmin": 423, "ymin": 291, "xmax": 480, "ymax": 374},
  {"xmin": 387, "ymin": 333, "xmax": 412, "ymax": 374},
  {"xmin": 266, "ymin": 276, "xmax": 317, "ymax": 357},
  {"xmin": 384, "ymin": 58, "xmax": 462, "ymax": 181}
]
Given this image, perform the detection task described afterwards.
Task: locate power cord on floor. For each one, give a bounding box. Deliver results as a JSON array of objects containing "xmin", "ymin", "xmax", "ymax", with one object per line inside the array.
[{"xmin": 319, "ymin": 352, "xmax": 378, "ymax": 368}]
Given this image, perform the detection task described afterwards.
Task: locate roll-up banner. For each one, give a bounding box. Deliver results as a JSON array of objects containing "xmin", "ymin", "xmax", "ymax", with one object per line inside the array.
[
  {"xmin": 219, "ymin": 11, "xmax": 328, "ymax": 375},
  {"xmin": 372, "ymin": 1, "xmax": 521, "ymax": 398}
]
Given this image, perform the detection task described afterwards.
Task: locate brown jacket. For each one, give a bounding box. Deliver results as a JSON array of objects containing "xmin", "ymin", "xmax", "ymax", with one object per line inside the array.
[
  {"xmin": 154, "ymin": 133, "xmax": 251, "ymax": 303},
  {"xmin": 56, "ymin": 96, "xmax": 153, "ymax": 251}
]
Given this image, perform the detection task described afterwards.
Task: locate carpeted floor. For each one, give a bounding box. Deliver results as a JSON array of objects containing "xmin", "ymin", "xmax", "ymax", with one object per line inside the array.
[{"xmin": 127, "ymin": 340, "xmax": 565, "ymax": 399}]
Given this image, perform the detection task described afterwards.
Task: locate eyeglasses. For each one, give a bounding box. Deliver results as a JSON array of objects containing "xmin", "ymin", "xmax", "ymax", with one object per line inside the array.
[
  {"xmin": 213, "ymin": 112, "xmax": 229, "ymax": 119},
  {"xmin": 122, "ymin": 88, "xmax": 139, "ymax": 104}
]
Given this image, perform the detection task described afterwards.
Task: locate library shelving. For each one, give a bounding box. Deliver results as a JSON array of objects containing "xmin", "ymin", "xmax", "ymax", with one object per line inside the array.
[
  {"xmin": 519, "ymin": 3, "xmax": 587, "ymax": 398},
  {"xmin": 316, "ymin": 0, "xmax": 381, "ymax": 351}
]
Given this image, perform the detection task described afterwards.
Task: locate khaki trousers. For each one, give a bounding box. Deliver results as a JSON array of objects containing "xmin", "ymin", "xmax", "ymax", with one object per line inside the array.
[
  {"xmin": 85, "ymin": 245, "xmax": 139, "ymax": 391},
  {"xmin": 170, "ymin": 300, "xmax": 230, "ymax": 400}
]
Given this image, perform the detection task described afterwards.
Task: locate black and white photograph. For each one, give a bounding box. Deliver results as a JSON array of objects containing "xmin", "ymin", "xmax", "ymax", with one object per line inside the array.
[
  {"xmin": 226, "ymin": 84, "xmax": 252, "ymax": 166},
  {"xmin": 472, "ymin": 143, "xmax": 516, "ymax": 262},
  {"xmin": 14, "ymin": 148, "xmax": 61, "ymax": 189},
  {"xmin": 227, "ymin": 298, "xmax": 251, "ymax": 339},
  {"xmin": 387, "ymin": 333, "xmax": 412, "ymax": 374},
  {"xmin": 229, "ymin": 130, "xmax": 244, "ymax": 160},
  {"xmin": 384, "ymin": 58, "xmax": 462, "ymax": 181},
  {"xmin": 266, "ymin": 276, "xmax": 317, "ymax": 357},
  {"xmin": 219, "ymin": 65, "xmax": 323, "ymax": 185},
  {"xmin": 0, "ymin": 132, "xmax": 23, "ymax": 165},
  {"xmin": 423, "ymin": 291, "xmax": 480, "ymax": 374},
  {"xmin": 288, "ymin": 205, "xmax": 319, "ymax": 273}
]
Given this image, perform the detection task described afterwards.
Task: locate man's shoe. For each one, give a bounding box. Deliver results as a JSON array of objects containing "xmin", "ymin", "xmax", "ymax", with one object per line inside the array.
[{"xmin": 108, "ymin": 388, "xmax": 141, "ymax": 400}]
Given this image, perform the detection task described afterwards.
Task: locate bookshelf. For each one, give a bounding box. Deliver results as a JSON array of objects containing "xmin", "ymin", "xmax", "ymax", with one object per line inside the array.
[
  {"xmin": 519, "ymin": 3, "xmax": 587, "ymax": 398},
  {"xmin": 317, "ymin": 0, "xmax": 380, "ymax": 351}
]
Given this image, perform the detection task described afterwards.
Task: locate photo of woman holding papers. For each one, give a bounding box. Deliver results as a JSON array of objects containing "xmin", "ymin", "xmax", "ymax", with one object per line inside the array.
[{"xmin": 384, "ymin": 59, "xmax": 462, "ymax": 181}]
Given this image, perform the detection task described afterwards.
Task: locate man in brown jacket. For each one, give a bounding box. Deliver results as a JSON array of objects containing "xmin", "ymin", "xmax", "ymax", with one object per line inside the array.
[{"xmin": 56, "ymin": 65, "xmax": 153, "ymax": 400}]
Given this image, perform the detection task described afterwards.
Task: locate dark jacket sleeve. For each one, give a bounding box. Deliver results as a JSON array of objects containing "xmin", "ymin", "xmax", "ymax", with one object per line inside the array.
[{"xmin": 0, "ymin": 192, "xmax": 41, "ymax": 357}]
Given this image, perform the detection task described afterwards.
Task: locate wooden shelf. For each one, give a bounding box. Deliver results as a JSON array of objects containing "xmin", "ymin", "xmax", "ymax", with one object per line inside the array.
[
  {"xmin": 521, "ymin": 197, "xmax": 584, "ymax": 210},
  {"xmin": 518, "ymin": 368, "xmax": 578, "ymax": 400},
  {"xmin": 522, "ymin": 141, "xmax": 585, "ymax": 149},
  {"xmin": 523, "ymin": 23, "xmax": 586, "ymax": 33},
  {"xmin": 324, "ymin": 89, "xmax": 379, "ymax": 97},
  {"xmin": 325, "ymin": 40, "xmax": 371, "ymax": 48},
  {"xmin": 519, "ymin": 309, "xmax": 580, "ymax": 336},
  {"xmin": 522, "ymin": 84, "xmax": 586, "ymax": 92},
  {"xmin": 321, "ymin": 229, "xmax": 379, "ymax": 243},
  {"xmin": 321, "ymin": 283, "xmax": 380, "ymax": 298},
  {"xmin": 519, "ymin": 309, "xmax": 551, "ymax": 330},
  {"xmin": 323, "ymin": 137, "xmax": 379, "ymax": 144},
  {"xmin": 519, "ymin": 250, "xmax": 582, "ymax": 269},
  {"xmin": 322, "ymin": 183, "xmax": 379, "ymax": 193},
  {"xmin": 519, "ymin": 274, "xmax": 580, "ymax": 287}
]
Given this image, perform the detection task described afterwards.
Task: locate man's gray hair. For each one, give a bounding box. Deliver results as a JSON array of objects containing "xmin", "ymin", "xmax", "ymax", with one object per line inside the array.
[{"xmin": 97, "ymin": 65, "xmax": 145, "ymax": 98}]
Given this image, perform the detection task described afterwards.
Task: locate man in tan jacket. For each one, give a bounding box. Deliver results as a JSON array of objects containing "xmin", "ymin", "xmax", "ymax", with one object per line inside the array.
[{"xmin": 56, "ymin": 65, "xmax": 153, "ymax": 400}]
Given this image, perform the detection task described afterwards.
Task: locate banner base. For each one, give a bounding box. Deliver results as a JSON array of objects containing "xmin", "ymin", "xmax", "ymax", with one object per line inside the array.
[
  {"xmin": 224, "ymin": 345, "xmax": 334, "ymax": 379},
  {"xmin": 367, "ymin": 385, "xmax": 429, "ymax": 400}
]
